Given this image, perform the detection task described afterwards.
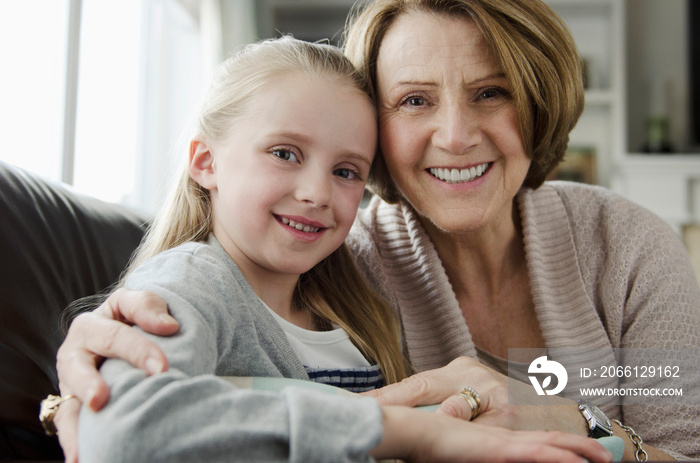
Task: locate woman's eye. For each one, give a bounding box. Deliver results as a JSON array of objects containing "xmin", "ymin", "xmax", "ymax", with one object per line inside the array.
[
  {"xmin": 272, "ymin": 148, "xmax": 298, "ymax": 162},
  {"xmin": 333, "ymin": 168, "xmax": 361, "ymax": 180},
  {"xmin": 478, "ymin": 87, "xmax": 507, "ymax": 101},
  {"xmin": 401, "ymin": 95, "xmax": 425, "ymax": 107}
]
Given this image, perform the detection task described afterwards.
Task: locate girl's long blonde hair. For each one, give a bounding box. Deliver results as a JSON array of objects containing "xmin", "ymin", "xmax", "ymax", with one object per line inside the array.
[{"xmin": 103, "ymin": 37, "xmax": 409, "ymax": 384}]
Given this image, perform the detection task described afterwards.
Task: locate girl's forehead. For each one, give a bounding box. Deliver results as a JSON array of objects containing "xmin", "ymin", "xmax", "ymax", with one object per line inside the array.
[
  {"xmin": 249, "ymin": 72, "xmax": 373, "ymax": 114},
  {"xmin": 222, "ymin": 73, "xmax": 376, "ymax": 152}
]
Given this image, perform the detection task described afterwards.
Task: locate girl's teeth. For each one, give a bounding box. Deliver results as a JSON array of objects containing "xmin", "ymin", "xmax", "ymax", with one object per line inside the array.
[{"xmin": 279, "ymin": 217, "xmax": 319, "ymax": 233}]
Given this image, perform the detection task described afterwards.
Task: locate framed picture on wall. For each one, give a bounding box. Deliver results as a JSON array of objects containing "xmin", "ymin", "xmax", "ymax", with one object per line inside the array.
[{"xmin": 547, "ymin": 146, "xmax": 597, "ymax": 185}]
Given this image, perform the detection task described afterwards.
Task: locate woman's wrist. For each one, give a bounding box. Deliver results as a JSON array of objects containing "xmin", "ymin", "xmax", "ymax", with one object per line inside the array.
[{"xmin": 611, "ymin": 421, "xmax": 673, "ymax": 461}]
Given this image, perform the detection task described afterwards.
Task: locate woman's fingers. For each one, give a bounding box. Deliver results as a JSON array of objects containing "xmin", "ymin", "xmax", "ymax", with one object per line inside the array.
[
  {"xmin": 435, "ymin": 392, "xmax": 477, "ymax": 420},
  {"xmin": 56, "ymin": 338, "xmax": 111, "ymax": 411},
  {"xmin": 99, "ymin": 288, "xmax": 179, "ymax": 335},
  {"xmin": 56, "ymin": 289, "xmax": 178, "ymax": 411},
  {"xmin": 363, "ymin": 356, "xmax": 495, "ymax": 409},
  {"xmin": 57, "ymin": 313, "xmax": 170, "ymax": 408},
  {"xmin": 362, "ymin": 368, "xmax": 462, "ymax": 406},
  {"xmin": 53, "ymin": 394, "xmax": 81, "ymax": 463}
]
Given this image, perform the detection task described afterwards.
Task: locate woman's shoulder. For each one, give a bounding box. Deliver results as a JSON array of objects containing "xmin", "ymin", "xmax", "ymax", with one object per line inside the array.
[
  {"xmin": 350, "ymin": 196, "xmax": 401, "ymax": 251},
  {"xmin": 532, "ymin": 181, "xmax": 677, "ymax": 240}
]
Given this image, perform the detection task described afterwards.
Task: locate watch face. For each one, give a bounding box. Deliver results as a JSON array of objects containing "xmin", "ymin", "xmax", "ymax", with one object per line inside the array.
[
  {"xmin": 590, "ymin": 404, "xmax": 611, "ymax": 426},
  {"xmin": 578, "ymin": 400, "xmax": 613, "ymax": 437}
]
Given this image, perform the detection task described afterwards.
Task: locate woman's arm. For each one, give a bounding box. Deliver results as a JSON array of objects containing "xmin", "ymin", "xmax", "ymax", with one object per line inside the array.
[
  {"xmin": 56, "ymin": 288, "xmax": 177, "ymax": 462},
  {"xmin": 364, "ymin": 357, "xmax": 676, "ymax": 461}
]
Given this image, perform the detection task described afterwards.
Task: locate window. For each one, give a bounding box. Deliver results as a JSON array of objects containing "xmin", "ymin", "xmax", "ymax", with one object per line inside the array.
[
  {"xmin": 0, "ymin": 0, "xmax": 208, "ymax": 214},
  {"xmin": 0, "ymin": 0, "xmax": 69, "ymax": 181}
]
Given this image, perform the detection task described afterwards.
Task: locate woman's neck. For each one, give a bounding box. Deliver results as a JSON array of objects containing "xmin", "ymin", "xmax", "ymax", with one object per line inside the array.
[
  {"xmin": 420, "ymin": 199, "xmax": 544, "ymax": 356},
  {"xmin": 420, "ymin": 200, "xmax": 525, "ymax": 294}
]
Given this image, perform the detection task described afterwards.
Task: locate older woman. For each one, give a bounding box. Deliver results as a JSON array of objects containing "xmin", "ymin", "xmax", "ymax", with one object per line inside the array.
[{"xmin": 53, "ymin": 0, "xmax": 699, "ymax": 461}]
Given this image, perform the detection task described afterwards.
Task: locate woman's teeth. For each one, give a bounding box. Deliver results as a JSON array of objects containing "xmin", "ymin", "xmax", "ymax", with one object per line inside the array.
[
  {"xmin": 280, "ymin": 217, "xmax": 320, "ymax": 233},
  {"xmin": 429, "ymin": 163, "xmax": 489, "ymax": 184}
]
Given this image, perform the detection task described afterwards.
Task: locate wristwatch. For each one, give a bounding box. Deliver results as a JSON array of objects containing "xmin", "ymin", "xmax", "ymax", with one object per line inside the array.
[{"xmin": 577, "ymin": 400, "xmax": 614, "ymax": 438}]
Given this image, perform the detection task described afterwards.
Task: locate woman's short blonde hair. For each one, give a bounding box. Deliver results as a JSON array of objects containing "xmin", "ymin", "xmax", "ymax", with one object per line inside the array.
[{"xmin": 343, "ymin": 0, "xmax": 585, "ymax": 203}]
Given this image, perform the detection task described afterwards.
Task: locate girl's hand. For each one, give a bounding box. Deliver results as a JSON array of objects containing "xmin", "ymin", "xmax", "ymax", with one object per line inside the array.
[
  {"xmin": 55, "ymin": 288, "xmax": 178, "ymax": 461},
  {"xmin": 373, "ymin": 405, "xmax": 613, "ymax": 463},
  {"xmin": 363, "ymin": 356, "xmax": 587, "ymax": 435}
]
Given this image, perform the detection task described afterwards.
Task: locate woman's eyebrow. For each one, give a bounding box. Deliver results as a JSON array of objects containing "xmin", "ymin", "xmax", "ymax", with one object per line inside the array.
[
  {"xmin": 393, "ymin": 80, "xmax": 436, "ymax": 87},
  {"xmin": 467, "ymin": 73, "xmax": 508, "ymax": 86}
]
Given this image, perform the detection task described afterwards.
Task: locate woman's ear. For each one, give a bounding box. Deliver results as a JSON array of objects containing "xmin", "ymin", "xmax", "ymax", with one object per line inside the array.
[{"xmin": 189, "ymin": 136, "xmax": 217, "ymax": 190}]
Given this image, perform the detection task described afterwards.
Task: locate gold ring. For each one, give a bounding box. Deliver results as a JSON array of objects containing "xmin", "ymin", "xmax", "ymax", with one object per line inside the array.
[
  {"xmin": 39, "ymin": 394, "xmax": 76, "ymax": 436},
  {"xmin": 458, "ymin": 387, "xmax": 481, "ymax": 420}
]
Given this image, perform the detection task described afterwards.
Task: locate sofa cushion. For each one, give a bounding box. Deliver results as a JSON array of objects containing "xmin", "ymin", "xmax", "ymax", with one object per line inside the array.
[{"xmin": 0, "ymin": 161, "xmax": 147, "ymax": 459}]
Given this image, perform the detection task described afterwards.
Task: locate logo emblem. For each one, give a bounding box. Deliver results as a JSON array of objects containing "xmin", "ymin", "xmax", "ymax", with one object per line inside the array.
[{"xmin": 527, "ymin": 356, "xmax": 568, "ymax": 396}]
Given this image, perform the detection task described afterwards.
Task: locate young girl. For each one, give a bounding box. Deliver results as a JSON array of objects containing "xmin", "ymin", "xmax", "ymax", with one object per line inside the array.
[
  {"xmin": 76, "ymin": 36, "xmax": 614, "ymax": 463},
  {"xmin": 117, "ymin": 36, "xmax": 406, "ymax": 394}
]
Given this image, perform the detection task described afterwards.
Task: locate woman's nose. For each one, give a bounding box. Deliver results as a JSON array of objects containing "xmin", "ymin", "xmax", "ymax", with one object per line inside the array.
[{"xmin": 432, "ymin": 102, "xmax": 481, "ymax": 155}]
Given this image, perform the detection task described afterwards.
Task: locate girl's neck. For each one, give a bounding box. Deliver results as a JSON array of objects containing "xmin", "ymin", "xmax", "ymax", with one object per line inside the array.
[
  {"xmin": 211, "ymin": 226, "xmax": 316, "ymax": 329},
  {"xmin": 237, "ymin": 265, "xmax": 318, "ymax": 330}
]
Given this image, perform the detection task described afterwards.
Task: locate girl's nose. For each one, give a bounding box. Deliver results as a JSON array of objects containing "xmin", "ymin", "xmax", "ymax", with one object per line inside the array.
[{"xmin": 295, "ymin": 169, "xmax": 331, "ymax": 208}]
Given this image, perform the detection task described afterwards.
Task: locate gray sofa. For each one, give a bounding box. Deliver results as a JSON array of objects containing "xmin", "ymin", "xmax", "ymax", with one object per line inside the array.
[{"xmin": 0, "ymin": 161, "xmax": 147, "ymax": 459}]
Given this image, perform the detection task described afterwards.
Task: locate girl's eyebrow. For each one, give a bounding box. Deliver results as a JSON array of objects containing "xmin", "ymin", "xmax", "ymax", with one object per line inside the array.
[
  {"xmin": 265, "ymin": 131, "xmax": 373, "ymax": 165},
  {"xmin": 344, "ymin": 151, "xmax": 373, "ymax": 167},
  {"xmin": 265, "ymin": 131, "xmax": 312, "ymax": 143}
]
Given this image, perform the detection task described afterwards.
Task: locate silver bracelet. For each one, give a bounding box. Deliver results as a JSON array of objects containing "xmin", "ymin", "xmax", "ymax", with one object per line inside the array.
[{"xmin": 612, "ymin": 419, "xmax": 649, "ymax": 462}]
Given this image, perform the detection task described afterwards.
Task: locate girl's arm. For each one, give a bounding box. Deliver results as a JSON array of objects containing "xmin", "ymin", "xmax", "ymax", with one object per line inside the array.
[{"xmin": 77, "ymin": 245, "xmax": 386, "ymax": 463}]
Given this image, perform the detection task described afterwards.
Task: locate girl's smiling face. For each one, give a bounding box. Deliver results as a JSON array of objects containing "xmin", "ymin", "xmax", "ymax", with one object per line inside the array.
[
  {"xmin": 195, "ymin": 73, "xmax": 376, "ymax": 283},
  {"xmin": 375, "ymin": 11, "xmax": 530, "ymax": 236}
]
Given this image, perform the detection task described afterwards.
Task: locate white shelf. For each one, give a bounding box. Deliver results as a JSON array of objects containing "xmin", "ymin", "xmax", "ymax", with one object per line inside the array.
[
  {"xmin": 584, "ymin": 90, "xmax": 616, "ymax": 106},
  {"xmin": 622, "ymin": 154, "xmax": 700, "ymax": 169}
]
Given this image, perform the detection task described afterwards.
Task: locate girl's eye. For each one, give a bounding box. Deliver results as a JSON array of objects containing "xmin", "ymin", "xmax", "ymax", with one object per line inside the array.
[
  {"xmin": 333, "ymin": 167, "xmax": 361, "ymax": 181},
  {"xmin": 272, "ymin": 148, "xmax": 298, "ymax": 162}
]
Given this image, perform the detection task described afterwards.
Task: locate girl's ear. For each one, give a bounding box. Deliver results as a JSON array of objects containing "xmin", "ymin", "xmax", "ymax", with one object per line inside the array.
[{"xmin": 189, "ymin": 136, "xmax": 217, "ymax": 190}]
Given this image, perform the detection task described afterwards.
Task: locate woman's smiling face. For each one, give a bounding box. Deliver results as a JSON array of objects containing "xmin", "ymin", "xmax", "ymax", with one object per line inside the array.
[{"xmin": 375, "ymin": 11, "xmax": 530, "ymax": 234}]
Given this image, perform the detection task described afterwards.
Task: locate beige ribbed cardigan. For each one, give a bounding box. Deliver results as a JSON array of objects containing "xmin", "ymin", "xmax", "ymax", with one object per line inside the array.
[{"xmin": 347, "ymin": 181, "xmax": 700, "ymax": 459}]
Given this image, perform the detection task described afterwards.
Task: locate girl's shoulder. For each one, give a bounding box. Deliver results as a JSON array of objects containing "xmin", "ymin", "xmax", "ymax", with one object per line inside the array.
[{"xmin": 126, "ymin": 235, "xmax": 242, "ymax": 291}]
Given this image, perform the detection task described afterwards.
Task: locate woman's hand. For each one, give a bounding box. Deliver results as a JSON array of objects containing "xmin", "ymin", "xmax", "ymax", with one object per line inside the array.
[
  {"xmin": 363, "ymin": 357, "xmax": 587, "ymax": 435},
  {"xmin": 55, "ymin": 288, "xmax": 178, "ymax": 462},
  {"xmin": 373, "ymin": 405, "xmax": 613, "ymax": 463}
]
